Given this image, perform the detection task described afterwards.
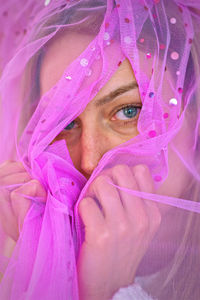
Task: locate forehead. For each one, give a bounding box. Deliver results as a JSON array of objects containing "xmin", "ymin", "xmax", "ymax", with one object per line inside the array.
[
  {"xmin": 40, "ymin": 30, "xmax": 138, "ymax": 96},
  {"xmin": 40, "ymin": 31, "xmax": 94, "ymax": 95}
]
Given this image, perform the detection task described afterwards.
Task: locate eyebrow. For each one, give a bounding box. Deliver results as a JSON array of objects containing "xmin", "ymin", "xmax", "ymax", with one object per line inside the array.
[{"xmin": 94, "ymin": 82, "xmax": 138, "ymax": 107}]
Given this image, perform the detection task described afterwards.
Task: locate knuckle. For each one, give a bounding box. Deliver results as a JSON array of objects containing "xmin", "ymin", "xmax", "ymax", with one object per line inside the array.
[
  {"xmin": 95, "ymin": 227, "xmax": 110, "ymax": 247},
  {"xmin": 10, "ymin": 190, "xmax": 19, "ymax": 200},
  {"xmin": 112, "ymin": 164, "xmax": 128, "ymax": 174},
  {"xmin": 116, "ymin": 220, "xmax": 129, "ymax": 238},
  {"xmin": 133, "ymin": 164, "xmax": 149, "ymax": 177},
  {"xmin": 78, "ymin": 197, "xmax": 91, "ymax": 212},
  {"xmin": 135, "ymin": 218, "xmax": 149, "ymax": 236},
  {"xmin": 92, "ymin": 175, "xmax": 110, "ymax": 192},
  {"xmin": 112, "ymin": 164, "xmax": 132, "ymax": 180}
]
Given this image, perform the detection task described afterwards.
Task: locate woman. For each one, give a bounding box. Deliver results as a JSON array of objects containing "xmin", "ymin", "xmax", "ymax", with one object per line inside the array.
[{"xmin": 0, "ymin": 0, "xmax": 200, "ymax": 299}]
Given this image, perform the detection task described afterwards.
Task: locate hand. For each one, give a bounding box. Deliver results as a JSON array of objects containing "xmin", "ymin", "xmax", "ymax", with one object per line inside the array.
[
  {"xmin": 77, "ymin": 164, "xmax": 161, "ymax": 300},
  {"xmin": 0, "ymin": 160, "xmax": 46, "ymax": 241}
]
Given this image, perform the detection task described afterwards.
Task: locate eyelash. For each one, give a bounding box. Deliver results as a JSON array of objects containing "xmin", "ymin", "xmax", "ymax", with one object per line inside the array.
[
  {"xmin": 111, "ymin": 104, "xmax": 142, "ymax": 122},
  {"xmin": 64, "ymin": 104, "xmax": 142, "ymax": 130}
]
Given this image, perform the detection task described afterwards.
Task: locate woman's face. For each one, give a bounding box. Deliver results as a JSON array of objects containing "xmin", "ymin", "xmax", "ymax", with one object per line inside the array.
[{"xmin": 40, "ymin": 32, "xmax": 191, "ymax": 201}]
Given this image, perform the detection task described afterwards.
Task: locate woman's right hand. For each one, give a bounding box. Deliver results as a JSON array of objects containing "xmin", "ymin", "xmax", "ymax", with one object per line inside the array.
[{"xmin": 0, "ymin": 160, "xmax": 46, "ymax": 241}]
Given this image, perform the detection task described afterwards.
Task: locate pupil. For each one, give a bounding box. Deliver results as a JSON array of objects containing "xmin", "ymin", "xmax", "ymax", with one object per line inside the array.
[
  {"xmin": 124, "ymin": 107, "xmax": 137, "ymax": 118},
  {"xmin": 65, "ymin": 121, "xmax": 75, "ymax": 130}
]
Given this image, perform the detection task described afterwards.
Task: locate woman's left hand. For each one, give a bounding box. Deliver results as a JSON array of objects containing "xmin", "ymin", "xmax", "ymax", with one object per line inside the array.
[{"xmin": 77, "ymin": 164, "xmax": 161, "ymax": 300}]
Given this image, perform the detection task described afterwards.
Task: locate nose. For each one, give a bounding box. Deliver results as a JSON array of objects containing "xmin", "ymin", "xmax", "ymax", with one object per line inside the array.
[{"xmin": 79, "ymin": 127, "xmax": 105, "ymax": 178}]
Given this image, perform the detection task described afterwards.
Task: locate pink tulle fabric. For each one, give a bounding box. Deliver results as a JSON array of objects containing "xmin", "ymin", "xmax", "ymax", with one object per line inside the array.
[{"xmin": 0, "ymin": 0, "xmax": 200, "ymax": 299}]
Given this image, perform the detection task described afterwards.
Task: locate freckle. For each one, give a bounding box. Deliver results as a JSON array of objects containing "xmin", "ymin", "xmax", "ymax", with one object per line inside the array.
[
  {"xmin": 125, "ymin": 17, "xmax": 130, "ymax": 23},
  {"xmin": 3, "ymin": 11, "xmax": 8, "ymax": 17},
  {"xmin": 188, "ymin": 38, "xmax": 193, "ymax": 44},
  {"xmin": 178, "ymin": 6, "xmax": 183, "ymax": 13}
]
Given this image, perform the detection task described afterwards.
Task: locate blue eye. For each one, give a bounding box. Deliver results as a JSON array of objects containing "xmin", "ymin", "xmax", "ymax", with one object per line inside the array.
[
  {"xmin": 115, "ymin": 106, "xmax": 140, "ymax": 120},
  {"xmin": 64, "ymin": 120, "xmax": 76, "ymax": 130}
]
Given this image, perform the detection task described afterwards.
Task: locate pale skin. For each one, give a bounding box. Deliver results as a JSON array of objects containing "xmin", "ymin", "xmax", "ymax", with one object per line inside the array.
[{"xmin": 0, "ymin": 32, "xmax": 191, "ymax": 300}]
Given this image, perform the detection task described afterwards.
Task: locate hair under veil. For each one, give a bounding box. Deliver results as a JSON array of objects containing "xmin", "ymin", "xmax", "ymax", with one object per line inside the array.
[{"xmin": 0, "ymin": 0, "xmax": 200, "ymax": 299}]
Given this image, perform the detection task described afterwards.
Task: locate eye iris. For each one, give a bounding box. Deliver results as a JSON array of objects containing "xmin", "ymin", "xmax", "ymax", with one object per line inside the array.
[
  {"xmin": 65, "ymin": 121, "xmax": 75, "ymax": 130},
  {"xmin": 123, "ymin": 106, "xmax": 137, "ymax": 118}
]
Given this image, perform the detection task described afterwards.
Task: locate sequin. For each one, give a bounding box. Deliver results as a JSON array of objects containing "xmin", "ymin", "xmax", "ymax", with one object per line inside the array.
[
  {"xmin": 148, "ymin": 130, "xmax": 157, "ymax": 138},
  {"xmin": 171, "ymin": 51, "xmax": 179, "ymax": 60},
  {"xmin": 116, "ymin": 4, "xmax": 120, "ymax": 8},
  {"xmin": 85, "ymin": 68, "xmax": 92, "ymax": 77},
  {"xmin": 189, "ymin": 38, "xmax": 193, "ymax": 44},
  {"xmin": 106, "ymin": 41, "xmax": 111, "ymax": 46},
  {"xmin": 178, "ymin": 87, "xmax": 183, "ymax": 93},
  {"xmin": 149, "ymin": 92, "xmax": 155, "ymax": 98},
  {"xmin": 125, "ymin": 18, "xmax": 130, "ymax": 23},
  {"xmin": 91, "ymin": 46, "xmax": 96, "ymax": 51},
  {"xmin": 163, "ymin": 112, "xmax": 169, "ymax": 119},
  {"xmin": 154, "ymin": 175, "xmax": 162, "ymax": 182},
  {"xmin": 65, "ymin": 75, "xmax": 72, "ymax": 80},
  {"xmin": 71, "ymin": 181, "xmax": 75, "ymax": 186},
  {"xmin": 176, "ymin": 70, "xmax": 180, "ymax": 76},
  {"xmin": 44, "ymin": 0, "xmax": 51, "ymax": 6},
  {"xmin": 160, "ymin": 44, "xmax": 165, "ymax": 50},
  {"xmin": 140, "ymin": 38, "xmax": 145, "ymax": 43},
  {"xmin": 104, "ymin": 32, "xmax": 110, "ymax": 40},
  {"xmin": 124, "ymin": 36, "xmax": 132, "ymax": 44},
  {"xmin": 169, "ymin": 98, "xmax": 178, "ymax": 106},
  {"xmin": 146, "ymin": 52, "xmax": 151, "ymax": 59},
  {"xmin": 144, "ymin": 6, "xmax": 148, "ymax": 11},
  {"xmin": 154, "ymin": 0, "xmax": 160, "ymax": 3},
  {"xmin": 80, "ymin": 58, "xmax": 89, "ymax": 67},
  {"xmin": 170, "ymin": 17, "xmax": 176, "ymax": 24}
]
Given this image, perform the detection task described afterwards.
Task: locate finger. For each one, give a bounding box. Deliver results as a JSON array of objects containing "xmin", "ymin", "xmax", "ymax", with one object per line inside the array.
[
  {"xmin": 10, "ymin": 179, "xmax": 47, "ymax": 230},
  {"xmin": 0, "ymin": 189, "xmax": 19, "ymax": 240},
  {"xmin": 0, "ymin": 161, "xmax": 25, "ymax": 177},
  {"xmin": 110, "ymin": 165, "xmax": 147, "ymax": 223},
  {"xmin": 133, "ymin": 165, "xmax": 161, "ymax": 235},
  {"xmin": 90, "ymin": 175, "xmax": 125, "ymax": 224},
  {"xmin": 0, "ymin": 172, "xmax": 32, "ymax": 187},
  {"xmin": 78, "ymin": 197, "xmax": 105, "ymax": 231}
]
